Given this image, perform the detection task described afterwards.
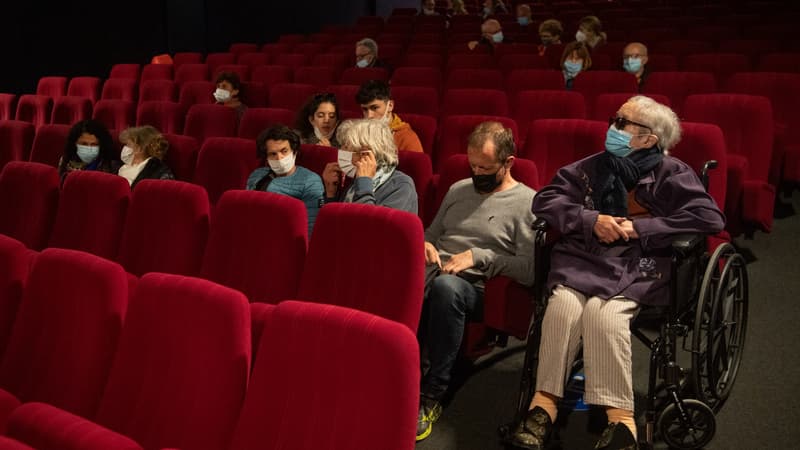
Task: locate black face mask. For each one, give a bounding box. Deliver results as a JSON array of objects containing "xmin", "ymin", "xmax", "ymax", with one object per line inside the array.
[{"xmin": 472, "ymin": 167, "xmax": 504, "ymax": 193}]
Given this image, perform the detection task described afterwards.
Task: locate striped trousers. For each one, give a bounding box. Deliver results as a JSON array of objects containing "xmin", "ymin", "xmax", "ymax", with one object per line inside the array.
[{"xmin": 535, "ymin": 285, "xmax": 639, "ymax": 411}]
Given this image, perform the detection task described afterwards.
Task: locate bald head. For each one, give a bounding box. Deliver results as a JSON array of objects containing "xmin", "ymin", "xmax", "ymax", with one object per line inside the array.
[
  {"xmin": 482, "ymin": 19, "xmax": 502, "ymax": 35},
  {"xmin": 623, "ymin": 42, "xmax": 648, "ymax": 58}
]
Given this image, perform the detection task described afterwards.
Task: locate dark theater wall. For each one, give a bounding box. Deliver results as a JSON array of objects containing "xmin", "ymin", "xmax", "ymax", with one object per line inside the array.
[{"xmin": 0, "ymin": 0, "xmax": 372, "ymax": 95}]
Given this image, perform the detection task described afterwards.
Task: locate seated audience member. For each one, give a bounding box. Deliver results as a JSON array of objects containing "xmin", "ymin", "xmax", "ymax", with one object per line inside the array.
[
  {"xmin": 447, "ymin": 0, "xmax": 468, "ymax": 16},
  {"xmin": 354, "ymin": 38, "xmax": 391, "ymax": 72},
  {"xmin": 575, "ymin": 15, "xmax": 607, "ymax": 50},
  {"xmin": 516, "ymin": 4, "xmax": 532, "ymax": 26},
  {"xmin": 561, "ymin": 41, "xmax": 592, "ymax": 90},
  {"xmin": 420, "ymin": 0, "xmax": 439, "ymax": 15},
  {"xmin": 508, "ymin": 96, "xmax": 724, "ymax": 450},
  {"xmin": 623, "ymin": 42, "xmax": 650, "ymax": 91},
  {"xmin": 468, "ymin": 19, "xmax": 512, "ymax": 52},
  {"xmin": 482, "ymin": 0, "xmax": 509, "ymax": 19},
  {"xmin": 214, "ymin": 71, "xmax": 247, "ymax": 121},
  {"xmin": 118, "ymin": 125, "xmax": 174, "ymax": 188},
  {"xmin": 58, "ymin": 119, "xmax": 121, "ymax": 181},
  {"xmin": 417, "ymin": 121, "xmax": 536, "ymax": 441},
  {"xmin": 356, "ymin": 80, "xmax": 424, "ymax": 153},
  {"xmin": 321, "ymin": 119, "xmax": 417, "ymax": 213},
  {"xmin": 246, "ymin": 125, "xmax": 324, "ymax": 235},
  {"xmin": 295, "ymin": 93, "xmax": 340, "ymax": 147},
  {"xmin": 537, "ymin": 19, "xmax": 563, "ymax": 56}
]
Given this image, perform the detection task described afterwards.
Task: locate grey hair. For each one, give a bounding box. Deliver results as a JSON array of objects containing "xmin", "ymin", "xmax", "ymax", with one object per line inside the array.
[
  {"xmin": 627, "ymin": 95, "xmax": 681, "ymax": 151},
  {"xmin": 338, "ymin": 118, "xmax": 398, "ymax": 167},
  {"xmin": 356, "ymin": 38, "xmax": 379, "ymax": 58}
]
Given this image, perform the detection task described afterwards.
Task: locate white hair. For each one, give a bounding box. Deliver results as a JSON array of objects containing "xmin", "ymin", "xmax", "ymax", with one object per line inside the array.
[
  {"xmin": 356, "ymin": 38, "xmax": 379, "ymax": 58},
  {"xmin": 627, "ymin": 95, "xmax": 681, "ymax": 151},
  {"xmin": 338, "ymin": 118, "xmax": 398, "ymax": 167}
]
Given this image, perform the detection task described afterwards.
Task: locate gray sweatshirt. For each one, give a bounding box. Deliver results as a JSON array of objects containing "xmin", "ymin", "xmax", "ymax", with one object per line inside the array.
[{"xmin": 425, "ymin": 178, "xmax": 537, "ymax": 286}]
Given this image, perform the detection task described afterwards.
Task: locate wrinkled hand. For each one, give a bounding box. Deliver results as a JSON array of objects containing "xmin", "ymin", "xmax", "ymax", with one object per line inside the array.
[
  {"xmin": 322, "ymin": 162, "xmax": 342, "ymax": 197},
  {"xmin": 593, "ymin": 214, "xmax": 629, "ymax": 244},
  {"xmin": 354, "ymin": 149, "xmax": 377, "ymax": 178},
  {"xmin": 424, "ymin": 242, "xmax": 442, "ymax": 268},
  {"xmin": 318, "ymin": 136, "xmax": 331, "ymax": 147},
  {"xmin": 467, "ymin": 40, "xmax": 479, "ymax": 50},
  {"xmin": 442, "ymin": 250, "xmax": 474, "ymax": 274},
  {"xmin": 617, "ymin": 219, "xmax": 639, "ymax": 239}
]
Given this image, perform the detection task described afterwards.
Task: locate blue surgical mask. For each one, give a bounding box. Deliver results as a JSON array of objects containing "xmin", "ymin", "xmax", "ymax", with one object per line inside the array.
[
  {"xmin": 623, "ymin": 57, "xmax": 642, "ymax": 74},
  {"xmin": 76, "ymin": 144, "xmax": 99, "ymax": 163},
  {"xmin": 356, "ymin": 58, "xmax": 369, "ymax": 68},
  {"xmin": 517, "ymin": 17, "xmax": 530, "ymax": 26},
  {"xmin": 491, "ymin": 31, "xmax": 504, "ymax": 43},
  {"xmin": 605, "ymin": 126, "xmax": 634, "ymax": 157},
  {"xmin": 564, "ymin": 60, "xmax": 583, "ymax": 78}
]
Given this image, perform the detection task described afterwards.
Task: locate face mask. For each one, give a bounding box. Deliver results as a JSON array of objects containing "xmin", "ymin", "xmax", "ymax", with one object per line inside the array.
[
  {"xmin": 575, "ymin": 30, "xmax": 587, "ymax": 42},
  {"xmin": 268, "ymin": 152, "xmax": 296, "ymax": 175},
  {"xmin": 564, "ymin": 60, "xmax": 583, "ymax": 78},
  {"xmin": 517, "ymin": 17, "xmax": 529, "ymax": 26},
  {"xmin": 540, "ymin": 37, "xmax": 553, "ymax": 46},
  {"xmin": 491, "ymin": 31, "xmax": 504, "ymax": 43},
  {"xmin": 313, "ymin": 125, "xmax": 335, "ymax": 142},
  {"xmin": 380, "ymin": 103, "xmax": 393, "ymax": 125},
  {"xmin": 472, "ymin": 166, "xmax": 504, "ymax": 193},
  {"xmin": 623, "ymin": 57, "xmax": 642, "ymax": 74},
  {"xmin": 356, "ymin": 58, "xmax": 369, "ymax": 68},
  {"xmin": 337, "ymin": 149, "xmax": 357, "ymax": 178},
  {"xmin": 605, "ymin": 126, "xmax": 634, "ymax": 157},
  {"xmin": 120, "ymin": 145, "xmax": 135, "ymax": 165},
  {"xmin": 483, "ymin": 6, "xmax": 492, "ymax": 14},
  {"xmin": 213, "ymin": 88, "xmax": 231, "ymax": 102},
  {"xmin": 76, "ymin": 144, "xmax": 99, "ymax": 164}
]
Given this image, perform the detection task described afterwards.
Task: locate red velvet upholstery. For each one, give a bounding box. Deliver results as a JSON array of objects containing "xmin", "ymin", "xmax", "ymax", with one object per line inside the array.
[
  {"xmin": 50, "ymin": 96, "xmax": 93, "ymax": 125},
  {"xmin": 136, "ymin": 100, "xmax": 184, "ymax": 134},
  {"xmin": 240, "ymin": 81, "xmax": 268, "ymax": 107},
  {"xmin": 683, "ymin": 94, "xmax": 776, "ymax": 234},
  {"xmin": 174, "ymin": 63, "xmax": 210, "ymax": 86},
  {"xmin": 140, "ymin": 63, "xmax": 174, "ymax": 82},
  {"xmin": 497, "ymin": 54, "xmax": 550, "ymax": 73},
  {"xmin": 506, "ymin": 69, "xmax": 567, "ymax": 95},
  {"xmin": 138, "ymin": 79, "xmax": 177, "ymax": 103},
  {"xmin": 101, "ymin": 78, "xmax": 138, "ymax": 102},
  {"xmin": 572, "ymin": 70, "xmax": 639, "ymax": 113},
  {"xmin": 642, "ymin": 71, "xmax": 717, "ymax": 115},
  {"xmin": 92, "ymin": 100, "xmax": 135, "ymax": 132},
  {"xmin": 249, "ymin": 302, "xmax": 275, "ymax": 363},
  {"xmin": 35, "ymin": 77, "xmax": 67, "ymax": 98},
  {"xmin": 682, "ymin": 53, "xmax": 751, "ymax": 86},
  {"xmin": 0, "ymin": 162, "xmax": 59, "ymax": 250},
  {"xmin": 403, "ymin": 52, "xmax": 444, "ymax": 68},
  {"xmin": 184, "ymin": 104, "xmax": 238, "ymax": 142},
  {"xmin": 236, "ymin": 52, "xmax": 269, "ymax": 71},
  {"xmin": 312, "ymin": 53, "xmax": 350, "ymax": 71},
  {"xmin": 250, "ymin": 65, "xmax": 293, "ymax": 87},
  {"xmin": 214, "ymin": 64, "xmax": 250, "ymax": 82},
  {"xmin": 296, "ymin": 143, "xmax": 337, "ymax": 178},
  {"xmin": 268, "ymin": 83, "xmax": 317, "ymax": 111},
  {"xmin": 0, "ymin": 436, "xmax": 35, "ymax": 449},
  {"xmin": 206, "ymin": 52, "xmax": 237, "ymax": 74},
  {"xmin": 49, "ymin": 171, "xmax": 130, "ymax": 259},
  {"xmin": 230, "ymin": 43, "xmax": 259, "ymax": 56},
  {"xmin": 520, "ymin": 118, "xmax": 607, "ymax": 185},
  {"xmin": 339, "ymin": 67, "xmax": 389, "ymax": 85},
  {"xmin": 173, "ymin": 52, "xmax": 203, "ymax": 68},
  {"xmin": 652, "ymin": 39, "xmax": 714, "ymax": 64},
  {"xmin": 0, "ymin": 235, "xmax": 29, "ymax": 362},
  {"xmin": 591, "ymin": 93, "xmax": 672, "ymax": 122},
  {"xmin": 237, "ymin": 107, "xmax": 296, "ymax": 139},
  {"xmin": 441, "ymin": 88, "xmax": 509, "ymax": 117},
  {"xmin": 0, "ymin": 94, "xmax": 17, "ymax": 121},
  {"xmin": 164, "ymin": 133, "xmax": 200, "ymax": 181},
  {"xmin": 397, "ymin": 150, "xmax": 434, "ymax": 223},
  {"xmin": 201, "ymin": 190, "xmax": 307, "ymax": 303},
  {"xmin": 757, "ymin": 52, "xmax": 800, "ymax": 72},
  {"xmin": 445, "ymin": 68, "xmax": 505, "ymax": 90},
  {"xmin": 436, "ymin": 115, "xmax": 519, "ymax": 171},
  {"xmin": 391, "ymin": 67, "xmax": 443, "ymax": 91},
  {"xmin": 0, "ymin": 121, "xmax": 35, "ymax": 168},
  {"xmin": 292, "ymin": 66, "xmax": 337, "ymax": 88},
  {"xmin": 400, "ymin": 113, "xmax": 437, "ymax": 155},
  {"xmin": 178, "ymin": 81, "xmax": 217, "ymax": 111},
  {"xmin": 299, "ymin": 204, "xmax": 425, "ymax": 331},
  {"xmin": 391, "ymin": 86, "xmax": 440, "ymax": 117},
  {"xmin": 322, "ymin": 84, "xmax": 360, "ymax": 114},
  {"xmin": 230, "ymin": 301, "xmax": 419, "ymax": 450},
  {"xmin": 66, "ymin": 77, "xmax": 102, "ymax": 103},
  {"xmin": 260, "ymin": 43, "xmax": 294, "ymax": 60},
  {"xmin": 29, "ymin": 124, "xmax": 69, "ymax": 167},
  {"xmin": 14, "ymin": 95, "xmax": 53, "ymax": 130},
  {"xmin": 445, "ymin": 53, "xmax": 496, "ymax": 71},
  {"xmin": 512, "ymin": 90, "xmax": 587, "ymax": 145},
  {"xmin": 0, "ymin": 248, "xmax": 128, "ymax": 429},
  {"xmin": 117, "ymin": 180, "xmax": 209, "ymax": 276},
  {"xmin": 109, "ymin": 63, "xmax": 141, "ymax": 80},
  {"xmin": 194, "ymin": 137, "xmax": 260, "ymax": 205},
  {"xmin": 274, "ymin": 53, "xmax": 311, "ymax": 67}
]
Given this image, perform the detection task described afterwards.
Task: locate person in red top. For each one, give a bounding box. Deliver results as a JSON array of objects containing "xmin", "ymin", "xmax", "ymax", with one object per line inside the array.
[{"xmin": 355, "ymin": 80, "xmax": 424, "ymax": 153}]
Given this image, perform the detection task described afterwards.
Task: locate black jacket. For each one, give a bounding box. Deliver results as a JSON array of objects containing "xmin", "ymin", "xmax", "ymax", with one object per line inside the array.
[{"xmin": 131, "ymin": 157, "xmax": 175, "ymax": 189}]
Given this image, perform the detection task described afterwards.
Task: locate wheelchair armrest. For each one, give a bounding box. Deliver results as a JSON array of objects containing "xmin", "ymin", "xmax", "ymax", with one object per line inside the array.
[
  {"xmin": 671, "ymin": 233, "xmax": 705, "ymax": 258},
  {"xmin": 533, "ymin": 217, "xmax": 549, "ymax": 231}
]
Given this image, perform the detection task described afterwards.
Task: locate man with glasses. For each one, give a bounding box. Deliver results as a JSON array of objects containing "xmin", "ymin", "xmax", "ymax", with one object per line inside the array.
[
  {"xmin": 506, "ymin": 96, "xmax": 724, "ymax": 450},
  {"xmin": 622, "ymin": 42, "xmax": 650, "ymax": 91},
  {"xmin": 417, "ymin": 121, "xmax": 537, "ymax": 441}
]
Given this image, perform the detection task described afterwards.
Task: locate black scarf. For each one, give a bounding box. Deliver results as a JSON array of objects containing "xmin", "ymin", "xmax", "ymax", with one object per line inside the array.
[{"xmin": 591, "ymin": 146, "xmax": 663, "ymax": 216}]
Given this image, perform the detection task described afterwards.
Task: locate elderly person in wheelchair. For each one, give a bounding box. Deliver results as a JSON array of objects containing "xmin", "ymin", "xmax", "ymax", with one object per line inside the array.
[{"xmin": 508, "ymin": 96, "xmax": 725, "ymax": 450}]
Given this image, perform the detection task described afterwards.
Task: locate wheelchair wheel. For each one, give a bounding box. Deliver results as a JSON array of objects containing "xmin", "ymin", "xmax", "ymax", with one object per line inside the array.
[
  {"xmin": 691, "ymin": 242, "xmax": 749, "ymax": 412},
  {"xmin": 657, "ymin": 398, "xmax": 716, "ymax": 450}
]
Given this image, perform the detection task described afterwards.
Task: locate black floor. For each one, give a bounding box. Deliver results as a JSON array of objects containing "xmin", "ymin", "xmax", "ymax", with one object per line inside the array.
[{"xmin": 417, "ymin": 192, "xmax": 800, "ymax": 450}]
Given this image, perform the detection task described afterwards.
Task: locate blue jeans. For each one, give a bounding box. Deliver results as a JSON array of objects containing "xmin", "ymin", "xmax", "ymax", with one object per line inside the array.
[{"xmin": 421, "ymin": 273, "xmax": 483, "ymax": 400}]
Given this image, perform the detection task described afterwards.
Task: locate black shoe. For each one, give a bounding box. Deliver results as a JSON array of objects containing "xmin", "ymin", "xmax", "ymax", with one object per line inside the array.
[
  {"xmin": 594, "ymin": 422, "xmax": 638, "ymax": 450},
  {"xmin": 506, "ymin": 406, "xmax": 553, "ymax": 449},
  {"xmin": 416, "ymin": 395, "xmax": 443, "ymax": 442}
]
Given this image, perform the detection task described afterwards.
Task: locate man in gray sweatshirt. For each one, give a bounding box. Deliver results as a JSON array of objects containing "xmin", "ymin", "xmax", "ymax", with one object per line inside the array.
[{"xmin": 417, "ymin": 121, "xmax": 537, "ymax": 441}]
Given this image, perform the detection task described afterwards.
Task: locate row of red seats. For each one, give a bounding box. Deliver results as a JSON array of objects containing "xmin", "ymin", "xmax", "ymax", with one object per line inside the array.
[{"xmin": 0, "ymin": 237, "xmax": 419, "ymax": 449}]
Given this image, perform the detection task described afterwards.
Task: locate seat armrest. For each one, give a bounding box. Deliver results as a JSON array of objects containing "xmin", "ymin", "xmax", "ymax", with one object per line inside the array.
[
  {"xmin": 533, "ymin": 217, "xmax": 548, "ymax": 231},
  {"xmin": 671, "ymin": 233, "xmax": 705, "ymax": 258}
]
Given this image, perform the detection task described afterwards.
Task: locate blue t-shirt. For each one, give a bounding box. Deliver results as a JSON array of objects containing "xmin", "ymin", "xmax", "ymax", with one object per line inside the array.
[{"xmin": 246, "ymin": 165, "xmax": 324, "ymax": 236}]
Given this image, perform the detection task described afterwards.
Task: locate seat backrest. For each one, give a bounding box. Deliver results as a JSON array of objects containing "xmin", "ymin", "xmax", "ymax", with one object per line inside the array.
[
  {"xmin": 274, "ymin": 53, "xmax": 311, "ymax": 67},
  {"xmin": 178, "ymin": 80, "xmax": 217, "ymax": 111},
  {"xmin": 0, "ymin": 94, "xmax": 17, "ymax": 121},
  {"xmin": 164, "ymin": 133, "xmax": 200, "ymax": 181},
  {"xmin": 66, "ymin": 77, "xmax": 102, "ymax": 103},
  {"xmin": 572, "ymin": 70, "xmax": 639, "ymax": 114},
  {"xmin": 441, "ymin": 88, "xmax": 509, "ymax": 117},
  {"xmin": 173, "ymin": 52, "xmax": 203, "ymax": 68},
  {"xmin": 205, "ymin": 52, "xmax": 237, "ymax": 73},
  {"xmin": 117, "ymin": 180, "xmax": 209, "ymax": 276},
  {"xmin": 0, "ymin": 248, "xmax": 128, "ymax": 419},
  {"xmin": 136, "ymin": 100, "xmax": 184, "ymax": 134},
  {"xmin": 14, "ymin": 95, "xmax": 53, "ymax": 130},
  {"xmin": 237, "ymin": 107, "xmax": 295, "ymax": 140},
  {"xmin": 92, "ymin": 99, "xmax": 135, "ymax": 132},
  {"xmin": 400, "ymin": 113, "xmax": 437, "ymax": 156},
  {"xmin": 138, "ymin": 79, "xmax": 177, "ymax": 103},
  {"xmin": 174, "ymin": 63, "xmax": 210, "ymax": 86},
  {"xmin": 95, "ymin": 272, "xmax": 250, "ymax": 450},
  {"xmin": 292, "ymin": 66, "xmax": 337, "ymax": 88},
  {"xmin": 323, "ymin": 84, "xmax": 361, "ymax": 114},
  {"xmin": 682, "ymin": 53, "xmax": 751, "ymax": 85},
  {"xmin": 390, "ymin": 86, "xmax": 439, "ymax": 117},
  {"xmin": 506, "ymin": 69, "xmax": 565, "ymax": 95},
  {"xmin": 397, "ymin": 149, "xmax": 434, "ymax": 221},
  {"xmin": 312, "ymin": 53, "xmax": 350, "ymax": 71},
  {"xmin": 201, "ymin": 190, "xmax": 307, "ymax": 303},
  {"xmin": 591, "ymin": 93, "xmax": 672, "ymax": 121},
  {"xmin": 756, "ymin": 52, "xmax": 800, "ymax": 72},
  {"xmin": 391, "ymin": 67, "xmax": 443, "ymax": 91},
  {"xmin": 50, "ymin": 96, "xmax": 93, "ymax": 126},
  {"xmin": 0, "ymin": 235, "xmax": 30, "ymax": 360},
  {"xmin": 100, "ymin": 78, "xmax": 138, "ymax": 102},
  {"xmin": 109, "ymin": 63, "xmax": 141, "ymax": 80},
  {"xmin": 298, "ymin": 203, "xmax": 425, "ymax": 331},
  {"xmin": 520, "ymin": 118, "xmax": 607, "ymax": 185},
  {"xmin": 184, "ymin": 104, "xmax": 238, "ymax": 142},
  {"xmin": 512, "ymin": 90, "xmax": 587, "ymax": 143},
  {"xmin": 213, "ymin": 64, "xmax": 250, "ymax": 82},
  {"xmin": 724, "ymin": 72, "xmax": 800, "ymax": 129},
  {"xmin": 268, "ymin": 83, "xmax": 317, "ymax": 111},
  {"xmin": 140, "ymin": 63, "xmax": 174, "ymax": 82},
  {"xmin": 642, "ymin": 71, "xmax": 717, "ymax": 115},
  {"xmin": 193, "ymin": 137, "xmax": 260, "ymax": 205},
  {"xmin": 446, "ymin": 53, "xmax": 496, "ymax": 72},
  {"xmin": 36, "ymin": 77, "xmax": 67, "ymax": 98},
  {"xmin": 0, "ymin": 120, "xmax": 36, "ymax": 167},
  {"xmin": 29, "ymin": 123, "xmax": 70, "ymax": 167},
  {"xmin": 436, "ymin": 114, "xmax": 519, "ymax": 171},
  {"xmin": 670, "ymin": 122, "xmax": 729, "ymax": 211},
  {"xmin": 48, "ymin": 170, "xmax": 130, "ymax": 259},
  {"xmin": 445, "ymin": 68, "xmax": 505, "ymax": 90},
  {"xmin": 230, "ymin": 42, "xmax": 259, "ymax": 55},
  {"xmin": 296, "ymin": 143, "xmax": 338, "ymax": 178},
  {"xmin": 250, "ymin": 65, "xmax": 293, "ymax": 87},
  {"xmin": 230, "ymin": 300, "xmax": 418, "ymax": 450},
  {"xmin": 339, "ymin": 67, "xmax": 389, "ymax": 86},
  {"xmin": 0, "ymin": 162, "xmax": 59, "ymax": 250},
  {"xmin": 236, "ymin": 52, "xmax": 270, "ymax": 70}
]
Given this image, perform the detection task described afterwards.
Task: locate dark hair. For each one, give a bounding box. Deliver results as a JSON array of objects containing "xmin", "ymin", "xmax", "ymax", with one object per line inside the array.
[
  {"xmin": 467, "ymin": 121, "xmax": 516, "ymax": 162},
  {"xmin": 215, "ymin": 71, "xmax": 242, "ymax": 100},
  {"xmin": 295, "ymin": 92, "xmax": 339, "ymax": 138},
  {"xmin": 256, "ymin": 124, "xmax": 301, "ymax": 164},
  {"xmin": 355, "ymin": 79, "xmax": 391, "ymax": 105},
  {"xmin": 60, "ymin": 119, "xmax": 117, "ymax": 173}
]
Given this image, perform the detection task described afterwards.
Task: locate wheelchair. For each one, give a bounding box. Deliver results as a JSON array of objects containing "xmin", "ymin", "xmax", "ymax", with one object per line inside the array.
[{"xmin": 499, "ymin": 163, "xmax": 750, "ymax": 450}]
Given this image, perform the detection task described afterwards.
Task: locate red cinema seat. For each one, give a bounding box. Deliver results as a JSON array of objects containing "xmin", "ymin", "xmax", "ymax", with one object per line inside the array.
[
  {"xmin": 682, "ymin": 53, "xmax": 751, "ymax": 86},
  {"xmin": 274, "ymin": 53, "xmax": 310, "ymax": 67},
  {"xmin": 339, "ymin": 67, "xmax": 390, "ymax": 85},
  {"xmin": 642, "ymin": 71, "xmax": 717, "ymax": 116},
  {"xmin": 512, "ymin": 90, "xmax": 587, "ymax": 145},
  {"xmin": 35, "ymin": 77, "xmax": 67, "ymax": 99},
  {"xmin": 391, "ymin": 67, "xmax": 443, "ymax": 91},
  {"xmin": 0, "ymin": 121, "xmax": 35, "ymax": 168},
  {"xmin": 50, "ymin": 96, "xmax": 93, "ymax": 125},
  {"xmin": 0, "ymin": 95, "xmax": 16, "ymax": 121},
  {"xmin": 298, "ymin": 204, "xmax": 425, "ymax": 332},
  {"xmin": 497, "ymin": 54, "xmax": 550, "ymax": 73},
  {"xmin": 401, "ymin": 113, "xmax": 437, "ymax": 156},
  {"xmin": 213, "ymin": 64, "xmax": 250, "ymax": 82},
  {"xmin": 178, "ymin": 80, "xmax": 217, "ymax": 110},
  {"xmin": 174, "ymin": 63, "xmax": 210, "ymax": 86},
  {"xmin": 238, "ymin": 107, "xmax": 296, "ymax": 140},
  {"xmin": 184, "ymin": 104, "xmax": 238, "ymax": 142},
  {"xmin": 652, "ymin": 39, "xmax": 714, "ymax": 65},
  {"xmin": 92, "ymin": 100, "xmax": 135, "ymax": 132},
  {"xmin": 240, "ymin": 81, "xmax": 268, "ymax": 107},
  {"xmin": 520, "ymin": 118, "xmax": 607, "ymax": 185},
  {"xmin": 402, "ymin": 52, "xmax": 444, "ymax": 68},
  {"xmin": 109, "ymin": 63, "xmax": 140, "ymax": 80},
  {"xmin": 14, "ymin": 95, "xmax": 53, "ymax": 130},
  {"xmin": 441, "ymin": 88, "xmax": 509, "ymax": 118},
  {"xmin": 138, "ymin": 79, "xmax": 177, "ymax": 103},
  {"xmin": 296, "ymin": 143, "xmax": 338, "ymax": 178},
  {"xmin": 100, "ymin": 78, "xmax": 138, "ymax": 102},
  {"xmin": 0, "ymin": 235, "xmax": 30, "ymax": 362},
  {"xmin": 163, "ymin": 133, "xmax": 200, "ymax": 182},
  {"xmin": 140, "ymin": 63, "xmax": 174, "ymax": 82},
  {"xmin": 390, "ymin": 86, "xmax": 439, "ymax": 117},
  {"xmin": 173, "ymin": 52, "xmax": 203, "ymax": 68},
  {"xmin": 250, "ymin": 65, "xmax": 294, "ymax": 88},
  {"xmin": 506, "ymin": 69, "xmax": 566, "ymax": 95},
  {"xmin": 397, "ymin": 150, "xmax": 434, "ymax": 222},
  {"xmin": 0, "ymin": 162, "xmax": 58, "ymax": 250},
  {"xmin": 312, "ymin": 53, "xmax": 350, "ymax": 71},
  {"xmin": 29, "ymin": 124, "xmax": 69, "ymax": 167},
  {"xmin": 261, "ymin": 43, "xmax": 293, "ymax": 60},
  {"xmin": 66, "ymin": 77, "xmax": 102, "ymax": 103},
  {"xmin": 193, "ymin": 137, "xmax": 261, "ymax": 205},
  {"xmin": 436, "ymin": 115, "xmax": 519, "ymax": 171},
  {"xmin": 293, "ymin": 66, "xmax": 338, "ymax": 88},
  {"xmin": 117, "ymin": 180, "xmax": 210, "ymax": 276},
  {"xmin": 136, "ymin": 101, "xmax": 184, "ymax": 134},
  {"xmin": 324, "ymin": 84, "xmax": 361, "ymax": 114},
  {"xmin": 205, "ymin": 52, "xmax": 236, "ymax": 74},
  {"xmin": 200, "ymin": 190, "xmax": 307, "ymax": 303},
  {"xmin": 756, "ymin": 52, "xmax": 800, "ymax": 72},
  {"xmin": 572, "ymin": 70, "xmax": 639, "ymax": 115},
  {"xmin": 268, "ymin": 83, "xmax": 318, "ymax": 111},
  {"xmin": 236, "ymin": 52, "xmax": 269, "ymax": 71},
  {"xmin": 229, "ymin": 42, "xmax": 259, "ymax": 56},
  {"xmin": 591, "ymin": 93, "xmax": 672, "ymax": 122},
  {"xmin": 445, "ymin": 68, "xmax": 505, "ymax": 90}
]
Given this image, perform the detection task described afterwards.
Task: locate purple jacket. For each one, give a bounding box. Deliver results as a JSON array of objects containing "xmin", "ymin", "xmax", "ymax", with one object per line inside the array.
[{"xmin": 532, "ymin": 153, "xmax": 725, "ymax": 306}]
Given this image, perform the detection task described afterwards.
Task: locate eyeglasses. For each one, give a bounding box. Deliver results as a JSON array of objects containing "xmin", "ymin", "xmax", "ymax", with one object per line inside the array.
[{"xmin": 609, "ymin": 116, "xmax": 651, "ymax": 132}]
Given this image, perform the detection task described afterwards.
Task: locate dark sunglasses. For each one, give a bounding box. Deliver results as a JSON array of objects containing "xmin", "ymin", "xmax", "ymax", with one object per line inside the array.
[{"xmin": 609, "ymin": 116, "xmax": 651, "ymax": 131}]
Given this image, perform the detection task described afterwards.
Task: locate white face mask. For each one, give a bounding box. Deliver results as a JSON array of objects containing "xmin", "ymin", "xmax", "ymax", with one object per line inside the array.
[
  {"xmin": 267, "ymin": 152, "xmax": 296, "ymax": 175},
  {"xmin": 313, "ymin": 125, "xmax": 334, "ymax": 142},
  {"xmin": 575, "ymin": 30, "xmax": 587, "ymax": 42},
  {"xmin": 213, "ymin": 88, "xmax": 231, "ymax": 102},
  {"xmin": 356, "ymin": 58, "xmax": 370, "ymax": 68},
  {"xmin": 380, "ymin": 102, "xmax": 393, "ymax": 125},
  {"xmin": 337, "ymin": 149, "xmax": 357, "ymax": 178},
  {"xmin": 76, "ymin": 144, "xmax": 99, "ymax": 163},
  {"xmin": 120, "ymin": 145, "xmax": 134, "ymax": 165}
]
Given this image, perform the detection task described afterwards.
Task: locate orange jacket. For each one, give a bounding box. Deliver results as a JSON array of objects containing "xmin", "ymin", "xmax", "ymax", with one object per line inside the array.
[{"xmin": 390, "ymin": 114, "xmax": 424, "ymax": 153}]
